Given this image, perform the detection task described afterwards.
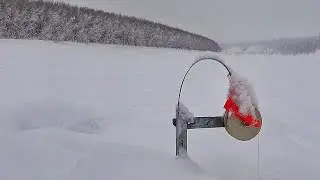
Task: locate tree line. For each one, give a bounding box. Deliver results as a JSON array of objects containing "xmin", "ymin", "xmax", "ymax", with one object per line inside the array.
[
  {"xmin": 223, "ymin": 34, "xmax": 320, "ymax": 55},
  {"xmin": 0, "ymin": 0, "xmax": 221, "ymax": 52}
]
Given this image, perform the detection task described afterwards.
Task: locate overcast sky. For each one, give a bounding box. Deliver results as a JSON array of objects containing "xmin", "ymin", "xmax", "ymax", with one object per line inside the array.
[{"xmin": 56, "ymin": 0, "xmax": 320, "ymax": 43}]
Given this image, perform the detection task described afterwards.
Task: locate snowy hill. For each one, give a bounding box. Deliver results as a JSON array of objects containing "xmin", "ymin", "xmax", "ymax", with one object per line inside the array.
[{"xmin": 0, "ymin": 39, "xmax": 319, "ymax": 180}]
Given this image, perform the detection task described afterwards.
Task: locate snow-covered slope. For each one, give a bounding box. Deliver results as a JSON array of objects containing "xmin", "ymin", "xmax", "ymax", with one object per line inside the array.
[{"xmin": 0, "ymin": 39, "xmax": 319, "ymax": 180}]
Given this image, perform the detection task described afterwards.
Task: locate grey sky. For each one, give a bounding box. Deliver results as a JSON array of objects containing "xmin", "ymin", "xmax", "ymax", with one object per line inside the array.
[{"xmin": 56, "ymin": 0, "xmax": 320, "ymax": 43}]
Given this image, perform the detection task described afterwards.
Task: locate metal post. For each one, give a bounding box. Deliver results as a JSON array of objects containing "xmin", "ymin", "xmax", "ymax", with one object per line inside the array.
[{"xmin": 175, "ymin": 105, "xmax": 188, "ymax": 158}]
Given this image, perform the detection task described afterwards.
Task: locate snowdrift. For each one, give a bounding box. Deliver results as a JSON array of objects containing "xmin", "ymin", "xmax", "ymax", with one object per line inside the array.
[{"xmin": 0, "ymin": 39, "xmax": 319, "ymax": 180}]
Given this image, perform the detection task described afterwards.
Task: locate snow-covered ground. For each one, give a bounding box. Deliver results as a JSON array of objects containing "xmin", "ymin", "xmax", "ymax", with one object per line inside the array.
[{"xmin": 0, "ymin": 39, "xmax": 319, "ymax": 180}]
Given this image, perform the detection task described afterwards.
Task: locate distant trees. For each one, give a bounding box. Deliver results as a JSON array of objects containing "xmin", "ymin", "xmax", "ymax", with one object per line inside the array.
[
  {"xmin": 223, "ymin": 35, "xmax": 319, "ymax": 55},
  {"xmin": 271, "ymin": 37, "xmax": 317, "ymax": 55},
  {"xmin": 0, "ymin": 0, "xmax": 221, "ymax": 52}
]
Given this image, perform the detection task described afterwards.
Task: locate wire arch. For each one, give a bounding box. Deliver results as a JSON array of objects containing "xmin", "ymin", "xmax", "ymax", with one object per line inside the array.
[{"xmin": 176, "ymin": 56, "xmax": 232, "ymax": 118}]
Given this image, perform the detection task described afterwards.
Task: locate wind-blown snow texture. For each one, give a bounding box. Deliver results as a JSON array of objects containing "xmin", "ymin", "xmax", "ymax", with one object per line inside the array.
[{"xmin": 0, "ymin": 39, "xmax": 320, "ymax": 180}]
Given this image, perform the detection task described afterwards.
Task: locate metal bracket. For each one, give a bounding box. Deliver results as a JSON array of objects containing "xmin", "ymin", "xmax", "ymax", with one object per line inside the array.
[
  {"xmin": 173, "ymin": 115, "xmax": 224, "ymax": 157},
  {"xmin": 173, "ymin": 116, "xmax": 224, "ymax": 129}
]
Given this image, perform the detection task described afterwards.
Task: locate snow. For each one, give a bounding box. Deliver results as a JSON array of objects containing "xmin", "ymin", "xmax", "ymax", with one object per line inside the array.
[
  {"xmin": 0, "ymin": 39, "xmax": 320, "ymax": 180},
  {"xmin": 227, "ymin": 68, "xmax": 259, "ymax": 116}
]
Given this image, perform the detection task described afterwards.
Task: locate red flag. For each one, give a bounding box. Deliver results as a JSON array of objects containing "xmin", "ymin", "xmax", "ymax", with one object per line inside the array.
[{"xmin": 224, "ymin": 97, "xmax": 261, "ymax": 128}]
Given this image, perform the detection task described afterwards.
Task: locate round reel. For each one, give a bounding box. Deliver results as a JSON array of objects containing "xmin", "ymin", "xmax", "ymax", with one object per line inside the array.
[{"xmin": 223, "ymin": 107, "xmax": 262, "ymax": 141}]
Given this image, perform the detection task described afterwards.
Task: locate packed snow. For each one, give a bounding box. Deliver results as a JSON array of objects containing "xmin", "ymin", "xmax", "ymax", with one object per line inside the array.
[{"xmin": 0, "ymin": 39, "xmax": 320, "ymax": 180}]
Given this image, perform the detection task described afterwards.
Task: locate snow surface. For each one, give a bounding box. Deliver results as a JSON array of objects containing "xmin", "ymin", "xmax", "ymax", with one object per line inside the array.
[{"xmin": 0, "ymin": 39, "xmax": 320, "ymax": 180}]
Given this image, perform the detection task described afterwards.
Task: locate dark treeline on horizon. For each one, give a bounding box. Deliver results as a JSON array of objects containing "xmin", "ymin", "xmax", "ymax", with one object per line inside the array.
[{"xmin": 0, "ymin": 0, "xmax": 221, "ymax": 52}]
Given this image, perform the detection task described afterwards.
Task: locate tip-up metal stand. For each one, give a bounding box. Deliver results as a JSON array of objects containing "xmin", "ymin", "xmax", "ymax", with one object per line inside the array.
[
  {"xmin": 173, "ymin": 113, "xmax": 225, "ymax": 157},
  {"xmin": 172, "ymin": 55, "xmax": 262, "ymax": 158},
  {"xmin": 173, "ymin": 55, "xmax": 232, "ymax": 158},
  {"xmin": 173, "ymin": 102, "xmax": 226, "ymax": 157}
]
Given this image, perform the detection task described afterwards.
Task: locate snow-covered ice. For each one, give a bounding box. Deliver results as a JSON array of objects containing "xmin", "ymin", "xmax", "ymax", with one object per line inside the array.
[{"xmin": 0, "ymin": 39, "xmax": 319, "ymax": 180}]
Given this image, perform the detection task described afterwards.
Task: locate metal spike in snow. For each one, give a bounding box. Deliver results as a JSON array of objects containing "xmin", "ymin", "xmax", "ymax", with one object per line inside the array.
[{"xmin": 173, "ymin": 54, "xmax": 262, "ymax": 158}]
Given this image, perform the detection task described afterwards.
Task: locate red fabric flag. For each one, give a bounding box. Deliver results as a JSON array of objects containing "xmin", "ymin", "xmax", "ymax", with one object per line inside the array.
[{"xmin": 224, "ymin": 97, "xmax": 261, "ymax": 128}]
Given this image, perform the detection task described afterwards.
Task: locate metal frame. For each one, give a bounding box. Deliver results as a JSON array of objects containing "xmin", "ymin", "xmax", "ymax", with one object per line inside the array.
[
  {"xmin": 174, "ymin": 56, "xmax": 232, "ymax": 158},
  {"xmin": 173, "ymin": 109, "xmax": 225, "ymax": 157}
]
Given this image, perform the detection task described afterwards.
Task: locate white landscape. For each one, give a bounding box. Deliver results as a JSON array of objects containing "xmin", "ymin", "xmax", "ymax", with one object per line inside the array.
[{"xmin": 0, "ymin": 39, "xmax": 319, "ymax": 180}]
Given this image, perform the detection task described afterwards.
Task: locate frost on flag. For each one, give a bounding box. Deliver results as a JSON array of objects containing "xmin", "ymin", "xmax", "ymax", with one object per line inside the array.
[
  {"xmin": 223, "ymin": 68, "xmax": 262, "ymax": 141},
  {"xmin": 225, "ymin": 69, "xmax": 260, "ymax": 126}
]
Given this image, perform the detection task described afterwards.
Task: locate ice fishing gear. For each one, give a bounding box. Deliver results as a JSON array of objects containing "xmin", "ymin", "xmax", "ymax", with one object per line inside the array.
[
  {"xmin": 223, "ymin": 69, "xmax": 262, "ymax": 141},
  {"xmin": 173, "ymin": 52, "xmax": 263, "ymax": 157}
]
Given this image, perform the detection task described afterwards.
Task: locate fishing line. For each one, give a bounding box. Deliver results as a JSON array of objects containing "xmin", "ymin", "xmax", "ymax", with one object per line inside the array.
[{"xmin": 258, "ymin": 133, "xmax": 261, "ymax": 180}]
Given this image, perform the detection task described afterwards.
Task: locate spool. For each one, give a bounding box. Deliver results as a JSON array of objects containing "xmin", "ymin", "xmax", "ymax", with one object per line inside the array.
[{"xmin": 223, "ymin": 107, "xmax": 262, "ymax": 141}]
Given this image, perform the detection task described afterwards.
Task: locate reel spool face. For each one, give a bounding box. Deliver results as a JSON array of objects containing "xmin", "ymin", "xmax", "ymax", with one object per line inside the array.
[{"xmin": 223, "ymin": 107, "xmax": 262, "ymax": 141}]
